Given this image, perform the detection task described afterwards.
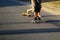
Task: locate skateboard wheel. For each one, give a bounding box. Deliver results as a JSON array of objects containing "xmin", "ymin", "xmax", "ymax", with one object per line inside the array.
[
  {"xmin": 28, "ymin": 15, "xmax": 31, "ymax": 17},
  {"xmin": 23, "ymin": 14, "xmax": 26, "ymax": 16}
]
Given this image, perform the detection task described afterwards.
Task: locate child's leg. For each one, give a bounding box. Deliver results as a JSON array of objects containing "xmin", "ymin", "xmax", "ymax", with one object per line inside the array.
[
  {"xmin": 34, "ymin": 5, "xmax": 41, "ymax": 19},
  {"xmin": 34, "ymin": 11, "xmax": 38, "ymax": 17},
  {"xmin": 38, "ymin": 12, "xmax": 41, "ymax": 18},
  {"xmin": 33, "ymin": 6, "xmax": 41, "ymax": 20},
  {"xmin": 34, "ymin": 11, "xmax": 41, "ymax": 17}
]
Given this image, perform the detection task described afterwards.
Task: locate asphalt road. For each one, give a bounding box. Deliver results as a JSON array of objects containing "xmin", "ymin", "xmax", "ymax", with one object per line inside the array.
[{"xmin": 0, "ymin": 0, "xmax": 60, "ymax": 40}]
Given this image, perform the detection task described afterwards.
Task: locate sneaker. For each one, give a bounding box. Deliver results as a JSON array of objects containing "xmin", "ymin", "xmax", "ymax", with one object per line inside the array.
[
  {"xmin": 31, "ymin": 17, "xmax": 40, "ymax": 23},
  {"xmin": 38, "ymin": 17, "xmax": 41, "ymax": 21}
]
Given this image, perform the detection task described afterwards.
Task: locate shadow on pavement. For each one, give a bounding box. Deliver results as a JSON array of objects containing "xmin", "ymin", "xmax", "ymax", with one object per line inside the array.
[
  {"xmin": 0, "ymin": 20, "xmax": 60, "ymax": 25},
  {"xmin": 46, "ymin": 20, "xmax": 60, "ymax": 26},
  {"xmin": 0, "ymin": 28, "xmax": 60, "ymax": 35},
  {"xmin": 46, "ymin": 20, "xmax": 60, "ymax": 23},
  {"xmin": 43, "ymin": 15, "xmax": 60, "ymax": 26},
  {"xmin": 0, "ymin": 0, "xmax": 30, "ymax": 7}
]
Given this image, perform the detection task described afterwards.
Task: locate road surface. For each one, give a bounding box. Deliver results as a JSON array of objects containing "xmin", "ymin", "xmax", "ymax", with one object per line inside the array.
[{"xmin": 0, "ymin": 0, "xmax": 60, "ymax": 40}]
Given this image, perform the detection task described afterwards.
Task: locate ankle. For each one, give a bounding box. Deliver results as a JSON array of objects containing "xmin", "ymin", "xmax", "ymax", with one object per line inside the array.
[{"xmin": 34, "ymin": 17, "xmax": 38, "ymax": 20}]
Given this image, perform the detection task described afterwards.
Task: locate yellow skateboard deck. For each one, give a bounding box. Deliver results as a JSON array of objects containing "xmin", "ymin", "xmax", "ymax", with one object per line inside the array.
[{"xmin": 22, "ymin": 12, "xmax": 31, "ymax": 17}]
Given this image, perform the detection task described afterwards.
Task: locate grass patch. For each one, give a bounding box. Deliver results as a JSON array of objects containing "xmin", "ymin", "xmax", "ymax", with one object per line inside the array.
[
  {"xmin": 42, "ymin": 1, "xmax": 60, "ymax": 10},
  {"xmin": 50, "ymin": 1, "xmax": 60, "ymax": 6}
]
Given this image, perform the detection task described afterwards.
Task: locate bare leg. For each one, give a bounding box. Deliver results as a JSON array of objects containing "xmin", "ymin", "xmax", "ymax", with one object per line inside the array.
[
  {"xmin": 34, "ymin": 12, "xmax": 41, "ymax": 18},
  {"xmin": 38, "ymin": 12, "xmax": 41, "ymax": 18},
  {"xmin": 34, "ymin": 12, "xmax": 38, "ymax": 17}
]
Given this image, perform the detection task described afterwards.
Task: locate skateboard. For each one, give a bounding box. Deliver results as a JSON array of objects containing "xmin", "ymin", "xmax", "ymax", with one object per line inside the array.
[{"xmin": 22, "ymin": 12, "xmax": 31, "ymax": 17}]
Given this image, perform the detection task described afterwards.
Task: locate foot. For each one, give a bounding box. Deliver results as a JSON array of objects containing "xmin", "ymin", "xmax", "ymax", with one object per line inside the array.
[
  {"xmin": 38, "ymin": 17, "xmax": 41, "ymax": 22},
  {"xmin": 31, "ymin": 17, "xmax": 41, "ymax": 23}
]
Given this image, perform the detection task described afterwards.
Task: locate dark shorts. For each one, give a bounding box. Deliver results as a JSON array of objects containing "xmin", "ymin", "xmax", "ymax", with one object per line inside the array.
[{"xmin": 34, "ymin": 5, "xmax": 41, "ymax": 12}]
